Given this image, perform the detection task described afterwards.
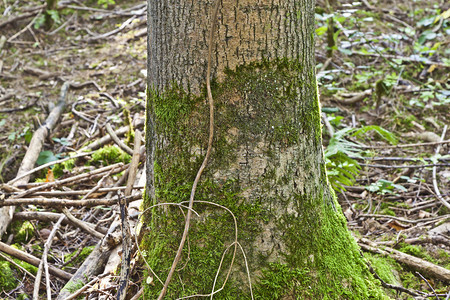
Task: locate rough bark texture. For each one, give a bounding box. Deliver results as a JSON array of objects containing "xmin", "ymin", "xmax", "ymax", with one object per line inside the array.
[{"xmin": 144, "ymin": 0, "xmax": 386, "ymax": 298}]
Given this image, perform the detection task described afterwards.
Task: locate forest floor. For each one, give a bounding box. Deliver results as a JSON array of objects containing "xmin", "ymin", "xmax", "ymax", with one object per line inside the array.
[{"xmin": 0, "ymin": 0, "xmax": 449, "ymax": 299}]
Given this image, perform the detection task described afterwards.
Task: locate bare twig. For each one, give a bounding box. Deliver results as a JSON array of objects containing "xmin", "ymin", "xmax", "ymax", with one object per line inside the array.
[
  {"xmin": 87, "ymin": 15, "xmax": 137, "ymax": 41},
  {"xmin": 105, "ymin": 123, "xmax": 134, "ymax": 155},
  {"xmin": 33, "ymin": 214, "xmax": 65, "ymax": 300},
  {"xmin": 12, "ymin": 162, "xmax": 126, "ymax": 198},
  {"xmin": 7, "ymin": 151, "xmax": 95, "ymax": 186},
  {"xmin": 125, "ymin": 129, "xmax": 142, "ymax": 196},
  {"xmin": 432, "ymin": 125, "xmax": 450, "ymax": 210},
  {"xmin": 361, "ymin": 139, "xmax": 450, "ymax": 149},
  {"xmin": 1, "ymin": 194, "xmax": 140, "ymax": 208},
  {"xmin": 0, "ymin": 241, "xmax": 72, "ymax": 281},
  {"xmin": 415, "ymin": 272, "xmax": 439, "ymax": 300},
  {"xmin": 62, "ymin": 208, "xmax": 104, "ymax": 239}
]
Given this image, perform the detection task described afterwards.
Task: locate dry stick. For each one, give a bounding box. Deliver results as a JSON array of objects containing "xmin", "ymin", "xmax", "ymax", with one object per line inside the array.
[
  {"xmin": 64, "ymin": 275, "xmax": 101, "ymax": 300},
  {"xmin": 117, "ymin": 193, "xmax": 132, "ymax": 300},
  {"xmin": 117, "ymin": 129, "xmax": 142, "ymax": 299},
  {"xmin": 47, "ymin": 12, "xmax": 76, "ymax": 36},
  {"xmin": 358, "ymin": 214, "xmax": 449, "ymax": 224},
  {"xmin": 12, "ymin": 162, "xmax": 125, "ymax": 198},
  {"xmin": 105, "ymin": 122, "xmax": 134, "ymax": 155},
  {"xmin": 0, "ymin": 195, "xmax": 140, "ymax": 208},
  {"xmin": 81, "ymin": 166, "xmax": 116, "ymax": 201},
  {"xmin": 7, "ymin": 151, "xmax": 95, "ymax": 186},
  {"xmin": 0, "ymin": 251, "xmax": 36, "ymax": 280},
  {"xmin": 87, "ymin": 15, "xmax": 137, "ymax": 41},
  {"xmin": 361, "ymin": 139, "xmax": 450, "ymax": 149},
  {"xmin": 18, "ymin": 186, "xmax": 140, "ymax": 197},
  {"xmin": 56, "ymin": 218, "xmax": 122, "ymax": 300},
  {"xmin": 125, "ymin": 129, "xmax": 142, "ymax": 196},
  {"xmin": 62, "ymin": 208, "xmax": 104, "ymax": 239},
  {"xmin": 33, "ymin": 214, "xmax": 65, "ymax": 300},
  {"xmin": 80, "ymin": 125, "xmax": 130, "ymax": 151},
  {"xmin": 415, "ymin": 272, "xmax": 439, "ymax": 300},
  {"xmin": 0, "ymin": 241, "xmax": 72, "ymax": 280},
  {"xmin": 376, "ymin": 235, "xmax": 450, "ymax": 248},
  {"xmin": 432, "ymin": 125, "xmax": 450, "ymax": 210},
  {"xmin": 157, "ymin": 1, "xmax": 220, "ymax": 298},
  {"xmin": 0, "ymin": 8, "xmax": 44, "ymax": 29},
  {"xmin": 0, "ymin": 82, "xmax": 69, "ymax": 238},
  {"xmin": 13, "ymin": 211, "xmax": 108, "ymax": 234},
  {"xmin": 358, "ymin": 238, "xmax": 450, "ymax": 282}
]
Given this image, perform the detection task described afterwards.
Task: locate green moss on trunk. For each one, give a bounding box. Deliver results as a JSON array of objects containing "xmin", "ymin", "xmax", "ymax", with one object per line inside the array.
[{"xmin": 143, "ymin": 59, "xmax": 387, "ymax": 299}]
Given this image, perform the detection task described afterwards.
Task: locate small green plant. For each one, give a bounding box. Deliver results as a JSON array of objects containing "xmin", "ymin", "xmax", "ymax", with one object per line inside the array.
[
  {"xmin": 97, "ymin": 0, "xmax": 115, "ymax": 8},
  {"xmin": 366, "ymin": 179, "xmax": 406, "ymax": 195},
  {"xmin": 325, "ymin": 125, "xmax": 397, "ymax": 192},
  {"xmin": 7, "ymin": 125, "xmax": 32, "ymax": 144}
]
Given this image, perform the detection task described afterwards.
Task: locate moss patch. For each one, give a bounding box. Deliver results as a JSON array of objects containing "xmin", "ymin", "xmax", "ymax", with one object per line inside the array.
[
  {"xmin": 63, "ymin": 246, "xmax": 95, "ymax": 269},
  {"xmin": 0, "ymin": 261, "xmax": 17, "ymax": 291},
  {"xmin": 12, "ymin": 220, "xmax": 34, "ymax": 243},
  {"xmin": 52, "ymin": 158, "xmax": 75, "ymax": 178},
  {"xmin": 89, "ymin": 145, "xmax": 131, "ymax": 166}
]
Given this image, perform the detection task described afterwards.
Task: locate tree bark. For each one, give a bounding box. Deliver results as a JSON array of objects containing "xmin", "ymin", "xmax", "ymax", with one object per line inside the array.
[{"xmin": 144, "ymin": 0, "xmax": 386, "ymax": 298}]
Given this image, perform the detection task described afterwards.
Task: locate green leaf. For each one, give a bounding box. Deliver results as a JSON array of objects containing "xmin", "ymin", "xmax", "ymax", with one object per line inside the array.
[
  {"xmin": 352, "ymin": 125, "xmax": 398, "ymax": 145},
  {"xmin": 34, "ymin": 14, "xmax": 46, "ymax": 29},
  {"xmin": 8, "ymin": 132, "xmax": 16, "ymax": 141},
  {"xmin": 47, "ymin": 10, "xmax": 61, "ymax": 24},
  {"xmin": 52, "ymin": 137, "xmax": 71, "ymax": 146},
  {"xmin": 316, "ymin": 26, "xmax": 327, "ymax": 36},
  {"xmin": 36, "ymin": 151, "xmax": 59, "ymax": 166}
]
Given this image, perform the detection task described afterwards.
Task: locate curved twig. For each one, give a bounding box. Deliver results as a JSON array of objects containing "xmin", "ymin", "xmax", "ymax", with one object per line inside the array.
[
  {"xmin": 432, "ymin": 125, "xmax": 450, "ymax": 210},
  {"xmin": 157, "ymin": 1, "xmax": 221, "ymax": 298}
]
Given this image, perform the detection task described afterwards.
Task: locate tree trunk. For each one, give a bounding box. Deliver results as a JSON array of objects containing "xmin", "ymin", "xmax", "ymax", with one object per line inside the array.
[{"xmin": 144, "ymin": 0, "xmax": 386, "ymax": 298}]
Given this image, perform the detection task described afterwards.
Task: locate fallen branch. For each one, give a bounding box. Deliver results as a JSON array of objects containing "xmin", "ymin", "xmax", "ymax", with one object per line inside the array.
[
  {"xmin": 358, "ymin": 238, "xmax": 450, "ymax": 282},
  {"xmin": 56, "ymin": 218, "xmax": 122, "ymax": 300},
  {"xmin": 13, "ymin": 211, "xmax": 108, "ymax": 234},
  {"xmin": 9, "ymin": 186, "xmax": 142, "ymax": 197},
  {"xmin": 0, "ymin": 241, "xmax": 72, "ymax": 281},
  {"xmin": 0, "ymin": 194, "xmax": 140, "ymax": 208},
  {"xmin": 0, "ymin": 82, "xmax": 69, "ymax": 238},
  {"xmin": 335, "ymin": 89, "xmax": 372, "ymax": 104},
  {"xmin": 87, "ymin": 15, "xmax": 137, "ymax": 42},
  {"xmin": 376, "ymin": 235, "xmax": 450, "ymax": 248},
  {"xmin": 13, "ymin": 162, "xmax": 126, "ymax": 198}
]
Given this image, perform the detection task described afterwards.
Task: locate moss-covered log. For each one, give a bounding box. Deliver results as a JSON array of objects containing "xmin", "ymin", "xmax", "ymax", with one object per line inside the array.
[{"xmin": 144, "ymin": 0, "xmax": 387, "ymax": 298}]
